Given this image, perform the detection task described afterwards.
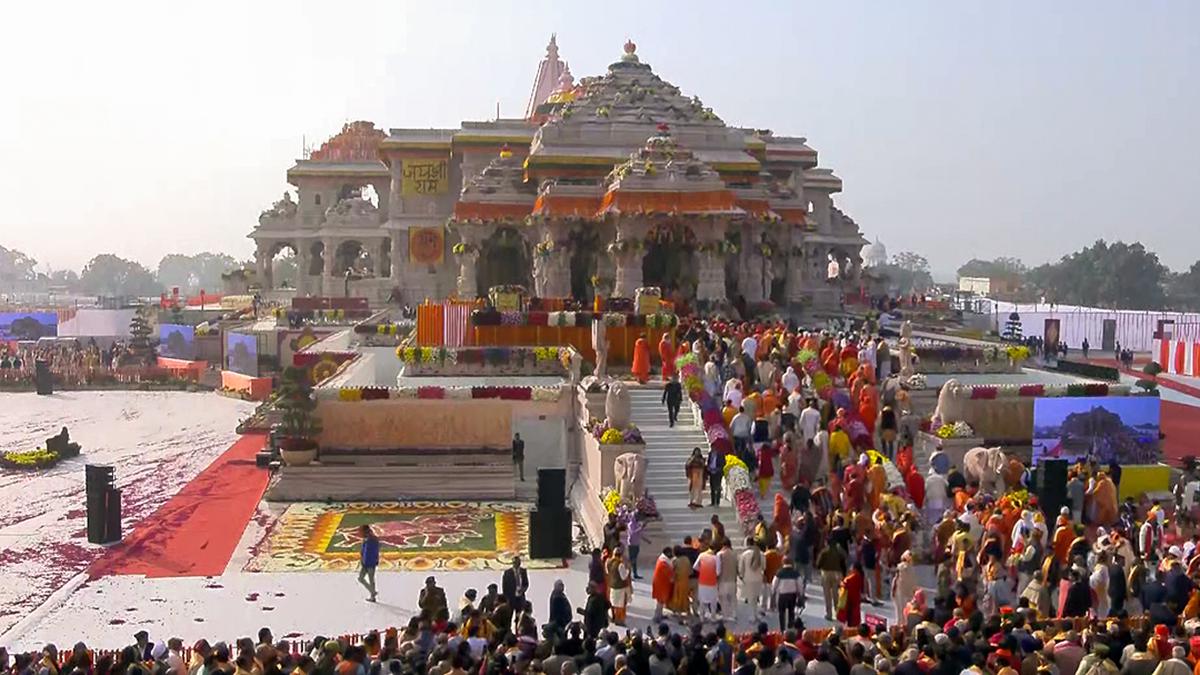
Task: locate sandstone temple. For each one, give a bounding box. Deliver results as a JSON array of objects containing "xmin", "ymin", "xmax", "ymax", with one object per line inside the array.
[{"xmin": 249, "ymin": 37, "xmax": 869, "ymax": 312}]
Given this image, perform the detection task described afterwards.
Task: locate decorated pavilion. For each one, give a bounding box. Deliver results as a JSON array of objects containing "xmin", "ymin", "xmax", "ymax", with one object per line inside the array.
[{"xmin": 249, "ymin": 38, "xmax": 868, "ymax": 312}]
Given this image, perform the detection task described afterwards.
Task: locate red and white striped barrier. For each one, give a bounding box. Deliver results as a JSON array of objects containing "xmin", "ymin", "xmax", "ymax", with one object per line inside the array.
[{"xmin": 1153, "ymin": 338, "xmax": 1200, "ymax": 376}]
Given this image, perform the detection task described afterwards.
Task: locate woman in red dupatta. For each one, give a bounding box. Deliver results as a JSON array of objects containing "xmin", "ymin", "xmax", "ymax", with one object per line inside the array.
[{"xmin": 838, "ymin": 563, "xmax": 866, "ymax": 627}]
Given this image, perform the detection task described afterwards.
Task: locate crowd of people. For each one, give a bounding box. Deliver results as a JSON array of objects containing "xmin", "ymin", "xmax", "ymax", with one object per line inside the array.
[
  {"xmin": 5, "ymin": 314, "xmax": 1196, "ymax": 675},
  {"xmin": 0, "ymin": 338, "xmax": 141, "ymax": 385}
]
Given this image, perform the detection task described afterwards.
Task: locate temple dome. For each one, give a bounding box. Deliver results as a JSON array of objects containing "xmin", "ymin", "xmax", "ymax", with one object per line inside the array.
[{"xmin": 861, "ymin": 238, "xmax": 887, "ymax": 268}]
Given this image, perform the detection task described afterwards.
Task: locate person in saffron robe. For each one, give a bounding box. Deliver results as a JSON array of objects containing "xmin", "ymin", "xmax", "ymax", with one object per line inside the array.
[
  {"xmin": 867, "ymin": 457, "xmax": 887, "ymax": 511},
  {"xmin": 632, "ymin": 336, "xmax": 651, "ymax": 384},
  {"xmin": 651, "ymin": 547, "xmax": 674, "ymax": 622},
  {"xmin": 779, "ymin": 433, "xmax": 800, "ymax": 491},
  {"xmin": 1091, "ymin": 471, "xmax": 1119, "ymax": 526},
  {"xmin": 668, "ymin": 545, "xmax": 692, "ymax": 617},
  {"xmin": 838, "ymin": 563, "xmax": 866, "ymax": 627},
  {"xmin": 658, "ymin": 334, "xmax": 675, "ymax": 382},
  {"xmin": 772, "ymin": 493, "xmax": 791, "ymax": 546}
]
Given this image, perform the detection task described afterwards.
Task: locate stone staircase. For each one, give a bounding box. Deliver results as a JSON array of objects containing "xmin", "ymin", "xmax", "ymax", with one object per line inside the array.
[{"xmin": 629, "ymin": 386, "xmax": 745, "ymax": 549}]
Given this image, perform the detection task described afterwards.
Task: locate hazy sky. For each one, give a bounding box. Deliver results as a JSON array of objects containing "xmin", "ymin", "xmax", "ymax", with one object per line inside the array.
[{"xmin": 2, "ymin": 1, "xmax": 1197, "ymax": 278}]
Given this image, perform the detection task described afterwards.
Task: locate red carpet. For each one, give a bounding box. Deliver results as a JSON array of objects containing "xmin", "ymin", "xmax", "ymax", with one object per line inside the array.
[
  {"xmin": 1162, "ymin": 400, "xmax": 1200, "ymax": 466},
  {"xmin": 90, "ymin": 433, "xmax": 269, "ymax": 578}
]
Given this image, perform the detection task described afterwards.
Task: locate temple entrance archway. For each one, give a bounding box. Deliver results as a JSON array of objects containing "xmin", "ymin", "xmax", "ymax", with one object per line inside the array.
[
  {"xmin": 335, "ymin": 240, "xmax": 373, "ymax": 276},
  {"xmin": 642, "ymin": 222, "xmax": 698, "ymax": 302},
  {"xmin": 269, "ymin": 242, "xmax": 298, "ymax": 289},
  {"xmin": 478, "ymin": 227, "xmax": 531, "ymax": 296},
  {"xmin": 569, "ymin": 229, "xmax": 601, "ymax": 300}
]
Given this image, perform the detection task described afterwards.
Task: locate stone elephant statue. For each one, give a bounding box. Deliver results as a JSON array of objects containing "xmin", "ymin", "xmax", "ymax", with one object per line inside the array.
[
  {"xmin": 963, "ymin": 446, "xmax": 1008, "ymax": 495},
  {"xmin": 606, "ymin": 381, "xmax": 631, "ymax": 429},
  {"xmin": 614, "ymin": 452, "xmax": 646, "ymax": 503}
]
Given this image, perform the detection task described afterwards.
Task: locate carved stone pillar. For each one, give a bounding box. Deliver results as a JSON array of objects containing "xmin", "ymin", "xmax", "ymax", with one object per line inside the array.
[
  {"xmin": 255, "ymin": 243, "xmax": 272, "ymax": 291},
  {"xmin": 453, "ymin": 229, "xmax": 484, "ymax": 300},
  {"xmin": 738, "ymin": 223, "xmax": 765, "ymax": 304},
  {"xmin": 322, "ymin": 239, "xmax": 337, "ymax": 276},
  {"xmin": 296, "ymin": 245, "xmax": 311, "ymax": 295},
  {"xmin": 694, "ymin": 219, "xmax": 728, "ymax": 303},
  {"xmin": 786, "ymin": 249, "xmax": 806, "ymax": 305},
  {"xmin": 612, "ymin": 249, "xmax": 644, "ymax": 299},
  {"xmin": 532, "ymin": 223, "xmax": 572, "ymax": 298},
  {"xmin": 610, "ymin": 219, "xmax": 647, "ymax": 299},
  {"xmin": 378, "ymin": 238, "xmax": 391, "ymax": 278}
]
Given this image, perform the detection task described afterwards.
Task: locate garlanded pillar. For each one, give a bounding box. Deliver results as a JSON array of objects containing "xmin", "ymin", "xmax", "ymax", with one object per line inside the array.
[{"xmin": 695, "ymin": 220, "xmax": 731, "ymax": 304}]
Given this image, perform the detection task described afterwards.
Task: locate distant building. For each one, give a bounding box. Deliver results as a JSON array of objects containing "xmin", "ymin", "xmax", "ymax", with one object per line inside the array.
[
  {"xmin": 860, "ymin": 239, "xmax": 887, "ymax": 268},
  {"xmin": 958, "ymin": 275, "xmax": 1018, "ymax": 297}
]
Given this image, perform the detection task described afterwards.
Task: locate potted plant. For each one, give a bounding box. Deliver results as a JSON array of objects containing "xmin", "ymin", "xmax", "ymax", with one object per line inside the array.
[{"xmin": 274, "ymin": 366, "xmax": 322, "ymax": 466}]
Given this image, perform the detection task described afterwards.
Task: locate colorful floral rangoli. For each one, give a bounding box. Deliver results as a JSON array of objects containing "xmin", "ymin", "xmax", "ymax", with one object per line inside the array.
[{"xmin": 244, "ymin": 502, "xmax": 561, "ymax": 573}]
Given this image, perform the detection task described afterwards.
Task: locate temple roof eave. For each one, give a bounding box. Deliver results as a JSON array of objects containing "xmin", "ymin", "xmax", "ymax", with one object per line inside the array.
[{"xmin": 286, "ymin": 161, "xmax": 390, "ymax": 179}]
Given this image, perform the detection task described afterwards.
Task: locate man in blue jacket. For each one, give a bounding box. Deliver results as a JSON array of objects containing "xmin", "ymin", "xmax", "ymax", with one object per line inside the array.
[{"xmin": 358, "ymin": 524, "xmax": 380, "ymax": 602}]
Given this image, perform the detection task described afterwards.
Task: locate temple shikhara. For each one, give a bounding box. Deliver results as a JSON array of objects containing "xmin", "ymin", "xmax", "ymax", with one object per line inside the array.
[{"xmin": 250, "ymin": 38, "xmax": 868, "ymax": 313}]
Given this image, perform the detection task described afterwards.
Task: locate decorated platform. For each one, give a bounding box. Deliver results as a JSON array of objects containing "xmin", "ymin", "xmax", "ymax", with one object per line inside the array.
[{"xmin": 245, "ymin": 501, "xmax": 562, "ymax": 572}]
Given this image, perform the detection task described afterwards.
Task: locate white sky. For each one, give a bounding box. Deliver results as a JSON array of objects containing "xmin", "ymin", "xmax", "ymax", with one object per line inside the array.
[{"xmin": 1, "ymin": 0, "xmax": 1197, "ymax": 277}]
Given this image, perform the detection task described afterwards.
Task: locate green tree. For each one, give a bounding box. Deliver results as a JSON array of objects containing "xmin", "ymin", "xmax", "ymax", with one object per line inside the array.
[
  {"xmin": 156, "ymin": 252, "xmax": 239, "ymax": 293},
  {"xmin": 880, "ymin": 251, "xmax": 934, "ymax": 293},
  {"xmin": 79, "ymin": 254, "xmax": 160, "ymax": 297},
  {"xmin": 1166, "ymin": 261, "xmax": 1200, "ymax": 311},
  {"xmin": 0, "ymin": 245, "xmax": 38, "ymax": 290},
  {"xmin": 126, "ymin": 306, "xmax": 155, "ymax": 365},
  {"xmin": 272, "ymin": 250, "xmax": 298, "ymax": 289},
  {"xmin": 1027, "ymin": 240, "xmax": 1167, "ymax": 309}
]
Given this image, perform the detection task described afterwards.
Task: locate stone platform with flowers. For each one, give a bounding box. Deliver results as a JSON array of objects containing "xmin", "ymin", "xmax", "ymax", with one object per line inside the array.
[{"xmin": 266, "ymin": 339, "xmax": 576, "ymax": 506}]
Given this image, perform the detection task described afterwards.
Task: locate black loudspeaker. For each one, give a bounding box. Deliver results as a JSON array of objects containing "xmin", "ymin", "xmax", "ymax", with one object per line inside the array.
[
  {"xmin": 103, "ymin": 488, "xmax": 122, "ymax": 544},
  {"xmin": 529, "ymin": 507, "xmax": 573, "ymax": 559},
  {"xmin": 86, "ymin": 465, "xmax": 121, "ymax": 545},
  {"xmin": 86, "ymin": 464, "xmax": 114, "ymax": 493},
  {"xmin": 35, "ymin": 360, "xmax": 52, "ymax": 396},
  {"xmin": 1034, "ymin": 459, "xmax": 1068, "ymax": 519},
  {"xmin": 537, "ymin": 468, "xmax": 566, "ymax": 508}
]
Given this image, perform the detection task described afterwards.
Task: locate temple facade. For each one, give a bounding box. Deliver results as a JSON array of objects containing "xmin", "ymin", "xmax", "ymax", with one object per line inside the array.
[{"xmin": 249, "ymin": 39, "xmax": 868, "ymax": 312}]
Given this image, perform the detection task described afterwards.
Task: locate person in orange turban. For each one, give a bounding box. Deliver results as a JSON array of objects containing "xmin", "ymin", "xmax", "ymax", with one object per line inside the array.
[{"xmin": 632, "ymin": 336, "xmax": 651, "ymax": 384}]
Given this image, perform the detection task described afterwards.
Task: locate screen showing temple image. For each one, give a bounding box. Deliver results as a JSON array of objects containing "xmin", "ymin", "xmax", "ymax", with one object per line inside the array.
[
  {"xmin": 0, "ymin": 312, "xmax": 58, "ymax": 340},
  {"xmin": 225, "ymin": 332, "xmax": 259, "ymax": 376},
  {"xmin": 1032, "ymin": 396, "xmax": 1160, "ymax": 465},
  {"xmin": 157, "ymin": 324, "xmax": 196, "ymax": 360}
]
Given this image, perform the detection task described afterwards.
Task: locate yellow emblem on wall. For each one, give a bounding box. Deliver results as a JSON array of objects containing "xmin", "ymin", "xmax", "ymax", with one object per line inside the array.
[{"xmin": 401, "ymin": 160, "xmax": 448, "ymax": 195}]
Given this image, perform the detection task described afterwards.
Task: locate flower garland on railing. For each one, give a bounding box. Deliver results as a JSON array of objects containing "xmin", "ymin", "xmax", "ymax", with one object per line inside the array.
[
  {"xmin": 587, "ymin": 418, "xmax": 646, "ymax": 445},
  {"xmin": 471, "ymin": 309, "xmax": 677, "ymax": 328},
  {"xmin": 394, "ymin": 346, "xmax": 571, "ymax": 371},
  {"xmin": 676, "ymin": 352, "xmax": 759, "ymax": 534},
  {"xmin": 953, "ymin": 382, "xmax": 1129, "ymax": 399},
  {"xmin": 318, "ymin": 385, "xmax": 563, "ymax": 402}
]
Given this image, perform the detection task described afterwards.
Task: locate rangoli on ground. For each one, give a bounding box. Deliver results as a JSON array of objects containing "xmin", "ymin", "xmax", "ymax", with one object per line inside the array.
[{"xmin": 244, "ymin": 502, "xmax": 561, "ymax": 572}]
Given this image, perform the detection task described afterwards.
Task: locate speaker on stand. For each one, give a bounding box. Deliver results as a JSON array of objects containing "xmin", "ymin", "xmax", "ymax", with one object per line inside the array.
[
  {"xmin": 530, "ymin": 467, "xmax": 572, "ymax": 560},
  {"xmin": 537, "ymin": 468, "xmax": 566, "ymax": 508},
  {"xmin": 35, "ymin": 359, "xmax": 53, "ymax": 396},
  {"xmin": 1032, "ymin": 459, "xmax": 1068, "ymax": 520},
  {"xmin": 85, "ymin": 464, "xmax": 122, "ymax": 545}
]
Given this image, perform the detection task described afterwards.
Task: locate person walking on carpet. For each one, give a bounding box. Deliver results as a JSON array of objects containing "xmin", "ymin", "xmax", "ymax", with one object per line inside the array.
[
  {"xmin": 662, "ymin": 374, "xmax": 683, "ymax": 427},
  {"xmin": 358, "ymin": 524, "xmax": 380, "ymax": 602}
]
